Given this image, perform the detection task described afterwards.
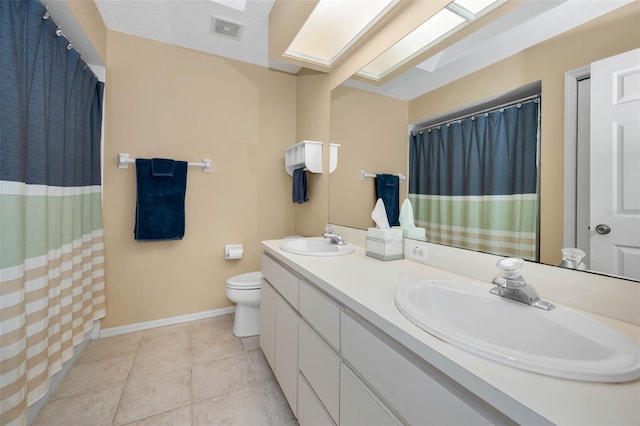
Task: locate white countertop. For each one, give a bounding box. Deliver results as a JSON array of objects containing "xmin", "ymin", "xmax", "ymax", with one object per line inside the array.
[{"xmin": 262, "ymin": 239, "xmax": 640, "ymax": 426}]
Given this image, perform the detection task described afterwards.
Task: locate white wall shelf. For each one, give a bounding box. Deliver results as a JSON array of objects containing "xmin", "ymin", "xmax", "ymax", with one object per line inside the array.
[{"xmin": 285, "ymin": 140, "xmax": 323, "ymax": 175}]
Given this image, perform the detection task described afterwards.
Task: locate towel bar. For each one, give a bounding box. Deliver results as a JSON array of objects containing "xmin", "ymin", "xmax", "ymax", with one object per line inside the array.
[
  {"xmin": 360, "ymin": 170, "xmax": 405, "ymax": 182},
  {"xmin": 118, "ymin": 153, "xmax": 212, "ymax": 173}
]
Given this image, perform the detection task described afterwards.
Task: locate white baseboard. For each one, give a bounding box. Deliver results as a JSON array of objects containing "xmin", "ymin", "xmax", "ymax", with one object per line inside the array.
[{"xmin": 99, "ymin": 306, "xmax": 236, "ymax": 338}]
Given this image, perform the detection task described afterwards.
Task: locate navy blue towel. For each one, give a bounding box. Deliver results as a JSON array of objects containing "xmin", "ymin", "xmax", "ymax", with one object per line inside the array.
[
  {"xmin": 134, "ymin": 158, "xmax": 188, "ymax": 240},
  {"xmin": 292, "ymin": 167, "xmax": 309, "ymax": 204},
  {"xmin": 375, "ymin": 174, "xmax": 400, "ymax": 226}
]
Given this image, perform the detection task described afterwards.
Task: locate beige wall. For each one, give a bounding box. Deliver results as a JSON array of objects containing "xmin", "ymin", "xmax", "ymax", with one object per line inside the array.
[
  {"xmin": 329, "ymin": 86, "xmax": 408, "ymax": 229},
  {"xmin": 101, "ymin": 31, "xmax": 297, "ymax": 328},
  {"xmin": 293, "ymin": 69, "xmax": 331, "ymax": 236},
  {"xmin": 66, "ymin": 0, "xmax": 107, "ymax": 63},
  {"xmin": 408, "ymin": 2, "xmax": 640, "ymax": 266}
]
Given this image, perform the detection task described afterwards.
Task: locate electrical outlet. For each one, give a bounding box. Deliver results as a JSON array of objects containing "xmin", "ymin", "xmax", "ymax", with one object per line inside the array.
[{"xmin": 407, "ymin": 242, "xmax": 429, "ymax": 264}]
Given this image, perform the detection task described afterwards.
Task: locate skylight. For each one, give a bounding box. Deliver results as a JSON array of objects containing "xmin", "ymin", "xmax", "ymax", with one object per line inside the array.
[
  {"xmin": 357, "ymin": 0, "xmax": 504, "ymax": 81},
  {"xmin": 285, "ymin": 0, "xmax": 398, "ymax": 66}
]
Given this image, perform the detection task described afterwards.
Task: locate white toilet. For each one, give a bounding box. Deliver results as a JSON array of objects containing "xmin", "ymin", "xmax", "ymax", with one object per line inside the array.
[{"xmin": 226, "ymin": 271, "xmax": 262, "ymax": 337}]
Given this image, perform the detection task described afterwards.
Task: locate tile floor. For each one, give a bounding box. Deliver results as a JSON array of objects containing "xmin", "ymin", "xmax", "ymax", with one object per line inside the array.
[{"xmin": 34, "ymin": 314, "xmax": 297, "ymax": 425}]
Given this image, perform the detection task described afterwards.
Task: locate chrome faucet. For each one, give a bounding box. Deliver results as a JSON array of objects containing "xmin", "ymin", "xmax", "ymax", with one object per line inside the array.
[
  {"xmin": 323, "ymin": 224, "xmax": 346, "ymax": 245},
  {"xmin": 490, "ymin": 258, "xmax": 555, "ymax": 311}
]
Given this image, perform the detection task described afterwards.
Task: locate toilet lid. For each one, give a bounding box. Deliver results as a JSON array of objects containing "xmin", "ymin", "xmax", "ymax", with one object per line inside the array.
[{"xmin": 227, "ymin": 271, "xmax": 262, "ymax": 290}]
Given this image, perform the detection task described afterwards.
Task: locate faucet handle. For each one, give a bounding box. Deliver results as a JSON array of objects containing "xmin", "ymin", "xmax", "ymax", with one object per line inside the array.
[
  {"xmin": 496, "ymin": 257, "xmax": 524, "ymax": 278},
  {"xmin": 325, "ymin": 223, "xmax": 335, "ymax": 234}
]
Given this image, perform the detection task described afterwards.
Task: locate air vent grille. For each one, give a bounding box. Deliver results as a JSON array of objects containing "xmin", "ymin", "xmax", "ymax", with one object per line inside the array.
[{"xmin": 211, "ymin": 17, "xmax": 244, "ymax": 40}]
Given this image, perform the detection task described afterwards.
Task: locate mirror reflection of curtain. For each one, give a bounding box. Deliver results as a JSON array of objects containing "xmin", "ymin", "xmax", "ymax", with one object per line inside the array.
[
  {"xmin": 0, "ymin": 1, "xmax": 105, "ymax": 424},
  {"xmin": 409, "ymin": 99, "xmax": 540, "ymax": 260}
]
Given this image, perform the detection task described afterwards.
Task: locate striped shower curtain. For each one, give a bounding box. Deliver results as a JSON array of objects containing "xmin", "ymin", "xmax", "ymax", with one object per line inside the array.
[
  {"xmin": 0, "ymin": 1, "xmax": 106, "ymax": 424},
  {"xmin": 409, "ymin": 99, "xmax": 540, "ymax": 260}
]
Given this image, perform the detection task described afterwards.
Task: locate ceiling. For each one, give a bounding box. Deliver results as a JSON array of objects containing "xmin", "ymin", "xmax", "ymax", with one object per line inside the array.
[{"xmin": 51, "ymin": 0, "xmax": 634, "ymax": 101}]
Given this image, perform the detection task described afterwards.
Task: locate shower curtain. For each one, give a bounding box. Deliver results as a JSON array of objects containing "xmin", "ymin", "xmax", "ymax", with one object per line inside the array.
[
  {"xmin": 0, "ymin": 1, "xmax": 106, "ymax": 424},
  {"xmin": 409, "ymin": 100, "xmax": 540, "ymax": 260}
]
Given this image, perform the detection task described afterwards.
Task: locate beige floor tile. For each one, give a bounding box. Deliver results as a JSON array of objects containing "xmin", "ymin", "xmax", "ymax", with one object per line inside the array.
[
  {"xmin": 247, "ymin": 349, "xmax": 274, "ymax": 383},
  {"xmin": 192, "ymin": 352, "xmax": 254, "ymax": 401},
  {"xmin": 192, "ymin": 384, "xmax": 270, "ymax": 426},
  {"xmin": 241, "ymin": 335, "xmax": 261, "ymax": 351},
  {"xmin": 78, "ymin": 332, "xmax": 142, "ymax": 364},
  {"xmin": 114, "ymin": 368, "xmax": 191, "ymax": 425},
  {"xmin": 139, "ymin": 323, "xmax": 191, "ymax": 350},
  {"xmin": 191, "ymin": 332, "xmax": 243, "ymax": 365},
  {"xmin": 34, "ymin": 383, "xmax": 124, "ymax": 426},
  {"xmin": 129, "ymin": 340, "xmax": 191, "ymax": 380},
  {"xmin": 121, "ymin": 405, "xmax": 191, "ymax": 426},
  {"xmin": 259, "ymin": 378, "xmax": 296, "ymax": 425},
  {"xmin": 52, "ymin": 353, "xmax": 133, "ymax": 400},
  {"xmin": 190, "ymin": 314, "xmax": 234, "ymax": 339}
]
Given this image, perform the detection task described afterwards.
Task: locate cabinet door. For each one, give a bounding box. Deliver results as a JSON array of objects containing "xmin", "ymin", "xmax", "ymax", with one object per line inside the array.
[
  {"xmin": 298, "ymin": 319, "xmax": 340, "ymax": 422},
  {"xmin": 275, "ymin": 295, "xmax": 298, "ymax": 416},
  {"xmin": 299, "ymin": 280, "xmax": 341, "ymax": 350},
  {"xmin": 341, "ymin": 312, "xmax": 492, "ymax": 425},
  {"xmin": 259, "ymin": 279, "xmax": 276, "ymax": 370},
  {"xmin": 298, "ymin": 373, "xmax": 336, "ymax": 426},
  {"xmin": 340, "ymin": 364, "xmax": 401, "ymax": 426}
]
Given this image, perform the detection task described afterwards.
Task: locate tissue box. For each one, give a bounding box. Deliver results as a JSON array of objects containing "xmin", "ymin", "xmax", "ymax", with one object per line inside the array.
[
  {"xmin": 367, "ymin": 228, "xmax": 403, "ymax": 241},
  {"xmin": 366, "ymin": 237, "xmax": 403, "ymax": 261},
  {"xmin": 392, "ymin": 226, "xmax": 426, "ymax": 240}
]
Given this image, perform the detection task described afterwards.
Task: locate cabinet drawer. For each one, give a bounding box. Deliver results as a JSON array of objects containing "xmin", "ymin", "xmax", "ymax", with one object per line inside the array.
[
  {"xmin": 262, "ymin": 253, "xmax": 298, "ymax": 309},
  {"xmin": 341, "ymin": 311, "xmax": 491, "ymax": 426},
  {"xmin": 298, "ymin": 373, "xmax": 335, "ymax": 426},
  {"xmin": 340, "ymin": 363, "xmax": 401, "ymax": 426},
  {"xmin": 299, "ymin": 280, "xmax": 341, "ymax": 350},
  {"xmin": 298, "ymin": 319, "xmax": 340, "ymax": 422}
]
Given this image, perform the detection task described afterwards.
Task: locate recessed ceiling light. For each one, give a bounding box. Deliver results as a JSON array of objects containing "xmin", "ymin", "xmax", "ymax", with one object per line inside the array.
[{"xmin": 285, "ymin": 0, "xmax": 399, "ymax": 66}]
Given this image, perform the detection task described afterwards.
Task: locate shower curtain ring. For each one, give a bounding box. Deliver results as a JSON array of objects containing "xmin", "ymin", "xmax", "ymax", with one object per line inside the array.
[
  {"xmin": 43, "ymin": 11, "xmax": 49, "ymax": 19},
  {"xmin": 56, "ymin": 29, "xmax": 64, "ymax": 37}
]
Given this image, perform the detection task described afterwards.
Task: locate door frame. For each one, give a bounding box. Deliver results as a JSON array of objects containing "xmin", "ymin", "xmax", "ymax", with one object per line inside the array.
[{"xmin": 563, "ymin": 65, "xmax": 591, "ymax": 249}]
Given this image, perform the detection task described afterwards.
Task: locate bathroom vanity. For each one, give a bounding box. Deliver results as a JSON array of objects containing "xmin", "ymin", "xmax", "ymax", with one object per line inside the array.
[{"xmin": 260, "ymin": 239, "xmax": 640, "ymax": 425}]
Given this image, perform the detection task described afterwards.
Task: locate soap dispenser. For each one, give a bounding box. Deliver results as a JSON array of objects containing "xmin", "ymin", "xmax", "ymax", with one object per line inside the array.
[{"xmin": 559, "ymin": 248, "xmax": 586, "ymax": 270}]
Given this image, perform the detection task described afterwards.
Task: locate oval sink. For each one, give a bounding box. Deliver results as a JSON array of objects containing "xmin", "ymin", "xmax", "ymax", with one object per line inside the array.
[
  {"xmin": 395, "ymin": 280, "xmax": 640, "ymax": 382},
  {"xmin": 280, "ymin": 237, "xmax": 355, "ymax": 256}
]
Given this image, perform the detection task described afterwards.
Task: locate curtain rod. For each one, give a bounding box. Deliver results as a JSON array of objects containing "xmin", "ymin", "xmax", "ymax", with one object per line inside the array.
[
  {"xmin": 42, "ymin": 8, "xmax": 98, "ymax": 81},
  {"xmin": 411, "ymin": 94, "xmax": 540, "ymax": 135}
]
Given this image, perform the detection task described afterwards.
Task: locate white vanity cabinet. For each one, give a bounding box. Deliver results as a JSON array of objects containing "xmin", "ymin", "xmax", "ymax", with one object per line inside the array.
[
  {"xmin": 341, "ymin": 311, "xmax": 493, "ymax": 425},
  {"xmin": 261, "ymin": 251, "xmax": 502, "ymax": 426},
  {"xmin": 261, "ymin": 254, "xmax": 299, "ymax": 415}
]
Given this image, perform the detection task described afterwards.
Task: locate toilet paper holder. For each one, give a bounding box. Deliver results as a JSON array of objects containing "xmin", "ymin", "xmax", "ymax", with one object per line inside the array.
[{"xmin": 225, "ymin": 244, "xmax": 244, "ymax": 260}]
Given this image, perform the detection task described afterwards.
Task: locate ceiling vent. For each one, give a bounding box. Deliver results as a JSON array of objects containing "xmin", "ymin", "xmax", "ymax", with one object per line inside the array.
[{"xmin": 210, "ymin": 16, "xmax": 244, "ymax": 41}]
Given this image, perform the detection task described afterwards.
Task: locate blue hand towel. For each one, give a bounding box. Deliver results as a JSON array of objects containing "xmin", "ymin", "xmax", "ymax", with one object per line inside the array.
[
  {"xmin": 134, "ymin": 158, "xmax": 188, "ymax": 240},
  {"xmin": 151, "ymin": 158, "xmax": 175, "ymax": 176},
  {"xmin": 375, "ymin": 174, "xmax": 400, "ymax": 226},
  {"xmin": 292, "ymin": 167, "xmax": 309, "ymax": 204}
]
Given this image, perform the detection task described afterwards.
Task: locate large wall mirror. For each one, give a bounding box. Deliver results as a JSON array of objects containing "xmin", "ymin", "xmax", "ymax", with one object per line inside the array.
[{"xmin": 328, "ymin": 1, "xmax": 640, "ymax": 282}]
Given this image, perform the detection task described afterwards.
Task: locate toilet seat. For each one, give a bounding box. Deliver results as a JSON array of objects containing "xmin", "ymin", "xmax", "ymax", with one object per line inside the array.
[{"xmin": 227, "ymin": 271, "xmax": 262, "ymax": 290}]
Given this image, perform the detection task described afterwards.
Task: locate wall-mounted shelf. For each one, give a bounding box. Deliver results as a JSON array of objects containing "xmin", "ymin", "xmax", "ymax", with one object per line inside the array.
[
  {"xmin": 329, "ymin": 143, "xmax": 340, "ymax": 174},
  {"xmin": 285, "ymin": 140, "xmax": 323, "ymax": 175}
]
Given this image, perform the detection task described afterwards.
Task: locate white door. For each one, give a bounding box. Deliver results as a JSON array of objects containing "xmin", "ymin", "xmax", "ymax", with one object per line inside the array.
[{"xmin": 590, "ymin": 48, "xmax": 640, "ymax": 280}]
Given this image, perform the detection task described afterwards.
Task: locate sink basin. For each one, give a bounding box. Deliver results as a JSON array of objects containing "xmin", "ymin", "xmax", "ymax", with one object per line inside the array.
[
  {"xmin": 395, "ymin": 280, "xmax": 640, "ymax": 382},
  {"xmin": 280, "ymin": 237, "xmax": 355, "ymax": 257}
]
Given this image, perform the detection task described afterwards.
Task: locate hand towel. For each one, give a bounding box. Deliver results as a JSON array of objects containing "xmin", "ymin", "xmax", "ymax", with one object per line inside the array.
[
  {"xmin": 292, "ymin": 167, "xmax": 309, "ymax": 203},
  {"xmin": 151, "ymin": 158, "xmax": 175, "ymax": 177},
  {"xmin": 134, "ymin": 158, "xmax": 188, "ymax": 240},
  {"xmin": 375, "ymin": 174, "xmax": 400, "ymax": 226}
]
